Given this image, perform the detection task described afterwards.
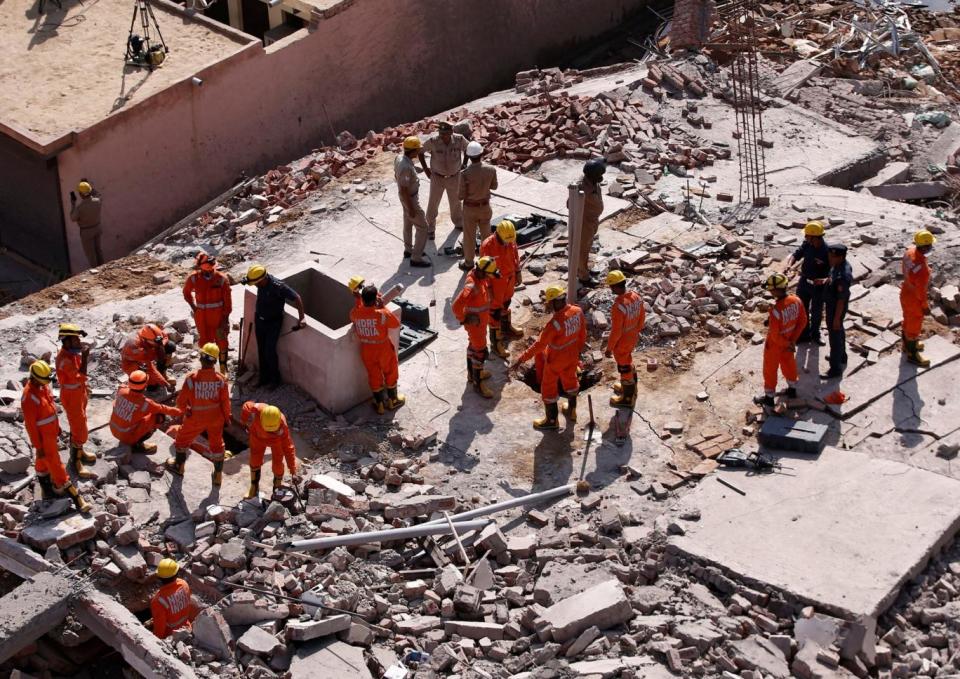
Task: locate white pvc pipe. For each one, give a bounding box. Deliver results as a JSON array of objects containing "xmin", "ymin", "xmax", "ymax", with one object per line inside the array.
[
  {"xmin": 283, "ymin": 519, "xmax": 490, "ymax": 552},
  {"xmin": 422, "ymin": 483, "xmax": 575, "ymax": 526}
]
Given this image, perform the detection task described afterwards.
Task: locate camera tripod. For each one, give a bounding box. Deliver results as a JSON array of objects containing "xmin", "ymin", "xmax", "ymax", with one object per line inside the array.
[{"xmin": 125, "ymin": 0, "xmax": 168, "ymax": 70}]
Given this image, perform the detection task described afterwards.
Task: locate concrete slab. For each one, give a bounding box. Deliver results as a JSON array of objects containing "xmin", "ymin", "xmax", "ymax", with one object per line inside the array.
[
  {"xmin": 0, "ymin": 572, "xmax": 73, "ymax": 664},
  {"xmin": 21, "ymin": 513, "xmax": 97, "ymax": 550},
  {"xmin": 492, "ymin": 168, "xmax": 631, "ymax": 222},
  {"xmin": 849, "ymin": 284, "xmax": 903, "ymax": 329},
  {"xmin": 289, "ymin": 639, "xmax": 372, "ymax": 679},
  {"xmin": 819, "ymin": 335, "xmax": 960, "ymax": 417},
  {"xmin": 669, "ymin": 447, "xmax": 960, "ymax": 618}
]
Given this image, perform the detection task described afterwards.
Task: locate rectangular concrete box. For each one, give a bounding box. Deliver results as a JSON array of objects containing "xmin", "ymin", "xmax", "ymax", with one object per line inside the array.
[
  {"xmin": 242, "ymin": 264, "xmax": 400, "ymax": 414},
  {"xmin": 758, "ymin": 417, "xmax": 827, "ymax": 454}
]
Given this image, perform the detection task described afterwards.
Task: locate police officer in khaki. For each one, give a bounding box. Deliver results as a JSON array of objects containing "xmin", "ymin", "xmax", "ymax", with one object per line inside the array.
[
  {"xmin": 69, "ymin": 180, "xmax": 104, "ymax": 267},
  {"xmin": 458, "ymin": 142, "xmax": 498, "ymax": 271},
  {"xmin": 573, "ymin": 159, "xmax": 606, "ymax": 288},
  {"xmin": 419, "ymin": 120, "xmax": 467, "ymax": 241},
  {"xmin": 395, "ymin": 137, "xmax": 431, "ymax": 268}
]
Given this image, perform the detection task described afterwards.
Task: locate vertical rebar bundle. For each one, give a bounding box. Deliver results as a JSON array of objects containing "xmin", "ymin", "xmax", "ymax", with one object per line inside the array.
[{"xmin": 727, "ymin": 2, "xmax": 768, "ymax": 206}]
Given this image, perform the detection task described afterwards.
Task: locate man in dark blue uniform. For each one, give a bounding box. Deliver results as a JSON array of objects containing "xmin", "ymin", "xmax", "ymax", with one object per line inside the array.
[
  {"xmin": 243, "ymin": 264, "xmax": 306, "ymax": 388},
  {"xmin": 822, "ymin": 243, "xmax": 853, "ymax": 379},
  {"xmin": 787, "ymin": 221, "xmax": 830, "ymax": 345}
]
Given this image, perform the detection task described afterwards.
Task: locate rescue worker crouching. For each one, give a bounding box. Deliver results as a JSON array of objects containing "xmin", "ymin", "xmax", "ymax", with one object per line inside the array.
[
  {"xmin": 110, "ymin": 370, "xmax": 182, "ymax": 454},
  {"xmin": 121, "ymin": 323, "xmax": 177, "ymax": 394},
  {"xmin": 350, "ymin": 284, "xmax": 403, "ymax": 413},
  {"xmin": 452, "ymin": 257, "xmax": 499, "ymax": 398},
  {"xmin": 150, "ymin": 559, "xmax": 196, "ymax": 639},
  {"xmin": 166, "ymin": 343, "xmax": 232, "ymax": 487},
  {"xmin": 240, "ymin": 401, "xmax": 299, "ymax": 499}
]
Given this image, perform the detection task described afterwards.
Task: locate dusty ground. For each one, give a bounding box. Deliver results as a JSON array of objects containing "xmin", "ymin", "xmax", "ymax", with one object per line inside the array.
[{"xmin": 0, "ymin": 0, "xmax": 250, "ymax": 139}]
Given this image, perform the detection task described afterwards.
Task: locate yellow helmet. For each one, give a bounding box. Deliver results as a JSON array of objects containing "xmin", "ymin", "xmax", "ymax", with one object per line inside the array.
[
  {"xmin": 765, "ymin": 273, "xmax": 789, "ymax": 291},
  {"xmin": 803, "ymin": 221, "xmax": 825, "ymax": 237},
  {"xmin": 29, "ymin": 360, "xmax": 53, "ymax": 383},
  {"xmin": 544, "ymin": 284, "xmax": 566, "ymax": 303},
  {"xmin": 157, "ymin": 558, "xmax": 179, "ymax": 578},
  {"xmin": 129, "ymin": 370, "xmax": 149, "ymax": 391},
  {"xmin": 915, "ymin": 230, "xmax": 936, "ymax": 247},
  {"xmin": 496, "ymin": 220, "xmax": 517, "ymax": 243},
  {"xmin": 476, "ymin": 256, "xmax": 498, "ymax": 275},
  {"xmin": 347, "ymin": 275, "xmax": 365, "ymax": 292},
  {"xmin": 260, "ymin": 405, "xmax": 282, "ymax": 432},
  {"xmin": 605, "ymin": 270, "xmax": 627, "ymax": 286},
  {"xmin": 200, "ymin": 343, "xmax": 220, "ymax": 361},
  {"xmin": 58, "ymin": 323, "xmax": 86, "ymax": 338},
  {"xmin": 245, "ymin": 264, "xmax": 267, "ymax": 284},
  {"xmin": 402, "ymin": 136, "xmax": 422, "ymax": 151},
  {"xmin": 77, "ymin": 181, "xmax": 92, "ymax": 197}
]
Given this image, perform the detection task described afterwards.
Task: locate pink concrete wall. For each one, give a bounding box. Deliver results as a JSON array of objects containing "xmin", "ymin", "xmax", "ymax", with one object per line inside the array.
[{"xmin": 57, "ymin": 0, "xmax": 646, "ymax": 272}]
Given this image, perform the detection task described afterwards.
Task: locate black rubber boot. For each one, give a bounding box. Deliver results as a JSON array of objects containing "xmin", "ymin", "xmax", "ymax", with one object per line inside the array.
[
  {"xmin": 245, "ymin": 468, "xmax": 261, "ymax": 499},
  {"xmin": 533, "ymin": 402, "xmax": 560, "ymax": 430},
  {"xmin": 211, "ymin": 461, "xmax": 224, "ymax": 486},
  {"xmin": 165, "ymin": 449, "xmax": 188, "ymax": 476},
  {"xmin": 37, "ymin": 474, "xmax": 55, "ymax": 500}
]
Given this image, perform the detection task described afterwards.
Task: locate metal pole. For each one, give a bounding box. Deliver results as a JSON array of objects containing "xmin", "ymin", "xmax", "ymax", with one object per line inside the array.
[
  {"xmin": 282, "ymin": 519, "xmax": 490, "ymax": 552},
  {"xmin": 422, "ymin": 483, "xmax": 576, "ymax": 526},
  {"xmin": 567, "ymin": 184, "xmax": 584, "ymax": 304}
]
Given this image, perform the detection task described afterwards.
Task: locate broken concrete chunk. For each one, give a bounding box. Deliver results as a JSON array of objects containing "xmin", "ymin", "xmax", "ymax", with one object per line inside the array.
[
  {"xmin": 21, "ymin": 514, "xmax": 97, "ymax": 550},
  {"xmin": 286, "ymin": 614, "xmax": 352, "ymax": 641},
  {"xmin": 192, "ymin": 609, "xmax": 234, "ymax": 660},
  {"xmin": 541, "ymin": 579, "xmax": 634, "ymax": 642},
  {"xmin": 237, "ymin": 624, "xmax": 283, "ymax": 656}
]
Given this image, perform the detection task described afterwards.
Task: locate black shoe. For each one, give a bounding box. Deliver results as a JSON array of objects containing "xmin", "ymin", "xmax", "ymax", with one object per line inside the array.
[
  {"xmin": 783, "ymin": 387, "xmax": 797, "ymax": 398},
  {"xmin": 458, "ymin": 261, "xmax": 472, "ymax": 271},
  {"xmin": 454, "ymin": 225, "xmax": 463, "ymax": 231},
  {"xmin": 820, "ymin": 371, "xmax": 842, "ymax": 380},
  {"xmin": 410, "ymin": 259, "xmax": 431, "ymax": 268},
  {"xmin": 754, "ymin": 395, "xmax": 775, "ymax": 407},
  {"xmin": 578, "ymin": 278, "xmax": 598, "ymax": 289},
  {"xmin": 813, "ymin": 337, "xmax": 826, "ymax": 346},
  {"xmin": 428, "ymin": 233, "xmax": 436, "ymax": 241},
  {"xmin": 797, "ymin": 335, "xmax": 812, "ymax": 345},
  {"xmin": 403, "ymin": 251, "xmax": 411, "ymax": 259}
]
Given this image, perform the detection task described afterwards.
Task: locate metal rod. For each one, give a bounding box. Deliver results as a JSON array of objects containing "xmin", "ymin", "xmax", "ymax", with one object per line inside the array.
[
  {"xmin": 283, "ymin": 519, "xmax": 490, "ymax": 552},
  {"xmin": 422, "ymin": 483, "xmax": 576, "ymax": 526},
  {"xmin": 717, "ymin": 477, "xmax": 746, "ymax": 496},
  {"xmin": 443, "ymin": 511, "xmax": 471, "ymax": 574}
]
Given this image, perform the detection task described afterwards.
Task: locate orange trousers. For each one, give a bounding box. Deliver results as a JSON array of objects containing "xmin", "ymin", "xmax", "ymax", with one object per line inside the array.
[
  {"xmin": 34, "ymin": 424, "xmax": 68, "ymax": 487},
  {"xmin": 113, "ymin": 415, "xmax": 161, "ymax": 446},
  {"xmin": 900, "ymin": 294, "xmax": 924, "ymax": 340},
  {"xmin": 490, "ymin": 278, "xmax": 516, "ymax": 310},
  {"xmin": 465, "ymin": 323, "xmax": 488, "ymax": 351},
  {"xmin": 613, "ymin": 349, "xmax": 635, "ymax": 384},
  {"xmin": 195, "ymin": 311, "xmax": 228, "ymax": 354},
  {"xmin": 61, "ymin": 389, "xmax": 88, "ymax": 446},
  {"xmin": 174, "ymin": 414, "xmax": 225, "ymax": 461},
  {"xmin": 541, "ymin": 356, "xmax": 579, "ymax": 404},
  {"xmin": 250, "ymin": 441, "xmax": 297, "ymax": 477},
  {"xmin": 360, "ymin": 344, "xmax": 399, "ymax": 391},
  {"xmin": 762, "ymin": 342, "xmax": 798, "ymax": 393}
]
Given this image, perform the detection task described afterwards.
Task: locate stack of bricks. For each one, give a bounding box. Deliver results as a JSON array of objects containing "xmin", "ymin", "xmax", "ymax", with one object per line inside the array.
[{"xmin": 669, "ymin": 0, "xmax": 717, "ymax": 50}]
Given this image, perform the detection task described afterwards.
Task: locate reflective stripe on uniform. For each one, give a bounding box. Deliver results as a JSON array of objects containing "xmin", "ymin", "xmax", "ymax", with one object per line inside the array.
[
  {"xmin": 36, "ymin": 414, "xmax": 57, "ymax": 426},
  {"xmin": 549, "ymin": 338, "xmax": 578, "ymax": 351},
  {"xmin": 465, "ymin": 305, "xmax": 489, "ymax": 312},
  {"xmin": 195, "ymin": 302, "xmax": 223, "ymax": 309},
  {"xmin": 359, "ymin": 338, "xmax": 389, "ymax": 345},
  {"xmin": 191, "ymin": 403, "xmax": 220, "ymax": 411},
  {"xmin": 112, "ymin": 422, "xmax": 135, "ymax": 433},
  {"xmin": 60, "ymin": 383, "xmax": 83, "ymax": 389}
]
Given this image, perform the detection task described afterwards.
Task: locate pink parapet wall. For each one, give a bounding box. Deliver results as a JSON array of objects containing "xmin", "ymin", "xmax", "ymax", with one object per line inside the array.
[
  {"xmin": 240, "ymin": 263, "xmax": 400, "ymax": 414},
  {"xmin": 46, "ymin": 0, "xmax": 647, "ymax": 272}
]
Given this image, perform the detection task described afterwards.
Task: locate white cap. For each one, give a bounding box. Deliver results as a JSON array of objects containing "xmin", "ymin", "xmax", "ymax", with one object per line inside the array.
[{"xmin": 466, "ymin": 141, "xmax": 483, "ymax": 158}]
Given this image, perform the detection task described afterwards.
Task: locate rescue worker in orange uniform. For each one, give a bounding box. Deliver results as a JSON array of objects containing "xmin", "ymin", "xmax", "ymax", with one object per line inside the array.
[
  {"xmin": 755, "ymin": 273, "xmax": 808, "ymax": 407},
  {"xmin": 480, "ymin": 220, "xmax": 523, "ymax": 359},
  {"xmin": 150, "ymin": 559, "xmax": 196, "ymax": 639},
  {"xmin": 121, "ymin": 324, "xmax": 176, "ymax": 392},
  {"xmin": 166, "ymin": 344, "xmax": 231, "ymax": 486},
  {"xmin": 350, "ymin": 284, "xmax": 403, "ymax": 413},
  {"xmin": 183, "ymin": 253, "xmax": 232, "ymax": 374},
  {"xmin": 452, "ymin": 257, "xmax": 499, "ymax": 398},
  {"xmin": 22, "ymin": 361, "xmax": 91, "ymax": 512},
  {"xmin": 511, "ymin": 284, "xmax": 587, "ymax": 430},
  {"xmin": 55, "ymin": 323, "xmax": 96, "ymax": 478},
  {"xmin": 901, "ymin": 229, "xmax": 936, "ymax": 367},
  {"xmin": 348, "ymin": 275, "xmax": 384, "ymax": 309},
  {"xmin": 604, "ymin": 271, "xmax": 646, "ymax": 408},
  {"xmin": 110, "ymin": 370, "xmax": 182, "ymax": 453},
  {"xmin": 240, "ymin": 402, "xmax": 298, "ymax": 499}
]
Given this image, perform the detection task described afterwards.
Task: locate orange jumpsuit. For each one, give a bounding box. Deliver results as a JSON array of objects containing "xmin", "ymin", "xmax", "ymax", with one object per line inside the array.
[
  {"xmin": 518, "ymin": 304, "xmax": 587, "ymax": 403},
  {"xmin": 183, "ymin": 270, "xmax": 232, "ymax": 355},
  {"xmin": 900, "ymin": 246, "xmax": 930, "ymax": 341},
  {"xmin": 151, "ymin": 578, "xmax": 195, "ymax": 639},
  {"xmin": 55, "ymin": 347, "xmax": 88, "ymax": 446},
  {"xmin": 22, "ymin": 381, "xmax": 68, "ymax": 488},
  {"xmin": 110, "ymin": 385, "xmax": 181, "ymax": 445},
  {"xmin": 452, "ymin": 272, "xmax": 493, "ymax": 369},
  {"xmin": 121, "ymin": 332, "xmax": 168, "ymax": 386},
  {"xmin": 480, "ymin": 234, "xmax": 520, "ymax": 314},
  {"xmin": 763, "ymin": 294, "xmax": 807, "ymax": 394},
  {"xmin": 241, "ymin": 402, "xmax": 297, "ymax": 477},
  {"xmin": 350, "ymin": 305, "xmax": 400, "ymax": 391},
  {"xmin": 174, "ymin": 368, "xmax": 230, "ymax": 460},
  {"xmin": 607, "ymin": 290, "xmax": 646, "ymax": 385}
]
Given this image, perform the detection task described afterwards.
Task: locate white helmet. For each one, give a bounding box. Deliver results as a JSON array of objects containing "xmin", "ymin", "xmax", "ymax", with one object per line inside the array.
[{"xmin": 466, "ymin": 141, "xmax": 483, "ymax": 158}]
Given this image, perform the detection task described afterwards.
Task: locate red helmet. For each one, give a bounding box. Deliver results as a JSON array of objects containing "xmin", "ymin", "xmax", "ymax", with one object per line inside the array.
[
  {"xmin": 138, "ymin": 324, "xmax": 165, "ymax": 344},
  {"xmin": 196, "ymin": 253, "xmax": 216, "ymax": 270}
]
